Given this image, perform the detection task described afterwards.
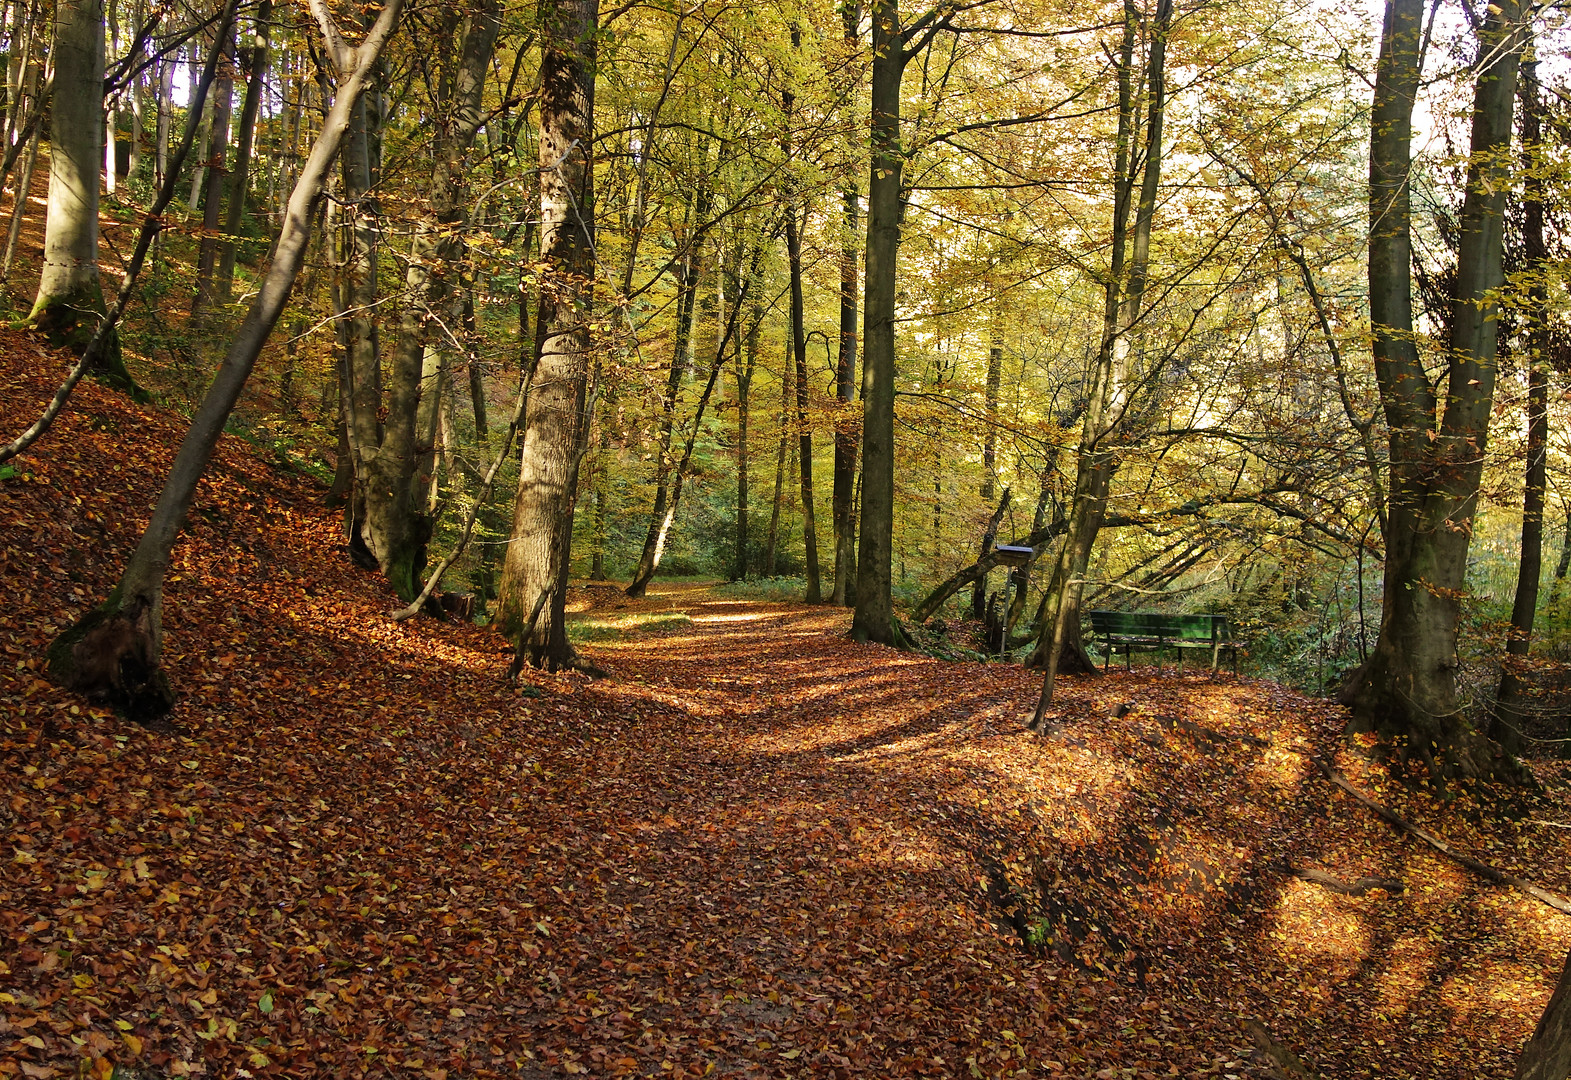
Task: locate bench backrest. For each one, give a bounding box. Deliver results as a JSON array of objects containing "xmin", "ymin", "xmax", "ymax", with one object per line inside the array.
[{"xmin": 1088, "ymin": 610, "xmax": 1229, "ymax": 642}]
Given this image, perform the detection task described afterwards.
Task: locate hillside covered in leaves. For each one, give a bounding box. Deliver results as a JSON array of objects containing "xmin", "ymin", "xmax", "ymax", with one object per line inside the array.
[{"xmin": 3, "ymin": 344, "xmax": 1571, "ymax": 1078}]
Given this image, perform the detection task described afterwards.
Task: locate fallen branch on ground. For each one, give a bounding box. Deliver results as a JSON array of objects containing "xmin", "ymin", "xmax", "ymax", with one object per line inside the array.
[{"xmin": 1314, "ymin": 757, "xmax": 1571, "ymax": 917}]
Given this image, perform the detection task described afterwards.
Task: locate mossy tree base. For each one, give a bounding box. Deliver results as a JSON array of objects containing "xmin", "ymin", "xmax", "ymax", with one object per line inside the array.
[{"xmin": 24, "ymin": 284, "xmax": 145, "ymax": 402}]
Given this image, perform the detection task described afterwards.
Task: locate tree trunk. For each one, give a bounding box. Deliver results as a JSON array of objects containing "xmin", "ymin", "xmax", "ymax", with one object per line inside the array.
[
  {"xmin": 787, "ymin": 200, "xmax": 821, "ymax": 602},
  {"xmin": 850, "ymin": 0, "xmax": 902, "ymax": 644},
  {"xmin": 981, "ymin": 324, "xmax": 1002, "ymax": 499},
  {"xmin": 494, "ymin": 0, "xmax": 597, "ymax": 671},
  {"xmin": 765, "ymin": 356, "xmax": 788, "ymax": 577},
  {"xmin": 831, "ymin": 185, "xmax": 859, "ymax": 606},
  {"xmin": 626, "ymin": 180, "xmax": 708, "ymax": 597},
  {"xmin": 29, "ymin": 0, "xmax": 132, "ymax": 392},
  {"xmin": 1493, "ymin": 56, "xmax": 1547, "ymax": 757},
  {"xmin": 354, "ymin": 0, "xmax": 502, "ymax": 600},
  {"xmin": 1030, "ymin": 0, "xmax": 1168, "ymax": 720},
  {"xmin": 190, "ymin": 43, "xmax": 234, "ymax": 319},
  {"xmin": 1339, "ymin": 0, "xmax": 1526, "ymax": 780},
  {"xmin": 45, "ymin": 0, "xmax": 405, "ymax": 717},
  {"xmin": 216, "ymin": 0, "xmax": 273, "ymax": 303},
  {"xmin": 970, "ymin": 486, "xmax": 1010, "ymax": 619},
  {"xmin": 1518, "ymin": 950, "xmax": 1571, "ymax": 1080},
  {"xmin": 735, "ymin": 295, "xmax": 761, "ymax": 580}
]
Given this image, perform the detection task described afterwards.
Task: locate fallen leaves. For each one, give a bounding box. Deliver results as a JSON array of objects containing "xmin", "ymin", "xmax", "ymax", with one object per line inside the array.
[{"xmin": 1, "ymin": 337, "xmax": 1569, "ymax": 1078}]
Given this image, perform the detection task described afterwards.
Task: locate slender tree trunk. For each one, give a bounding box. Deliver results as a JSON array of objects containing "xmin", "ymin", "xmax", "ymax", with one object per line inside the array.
[
  {"xmin": 971, "ymin": 487, "xmax": 1010, "ymax": 619},
  {"xmin": 216, "ymin": 0, "xmax": 273, "ymax": 303},
  {"xmin": 831, "ymin": 185, "xmax": 859, "ymax": 606},
  {"xmin": 735, "ymin": 296, "xmax": 761, "ymax": 580},
  {"xmin": 851, "ymin": 0, "xmax": 902, "ymax": 644},
  {"xmin": 494, "ymin": 0, "xmax": 597, "ymax": 671},
  {"xmin": 0, "ymin": 126, "xmax": 38, "ymax": 283},
  {"xmin": 765, "ymin": 351, "xmax": 791, "ymax": 576},
  {"xmin": 1494, "ymin": 55, "xmax": 1548, "ymax": 755},
  {"xmin": 1339, "ymin": 0, "xmax": 1526, "ymax": 779},
  {"xmin": 191, "ymin": 43, "xmax": 234, "ymax": 318},
  {"xmin": 982, "ymin": 324, "xmax": 1002, "ymax": 499},
  {"xmin": 1031, "ymin": 0, "xmax": 1168, "ymax": 719},
  {"xmin": 44, "ymin": 0, "xmax": 406, "ymax": 716},
  {"xmin": 786, "ymin": 200, "xmax": 821, "ymax": 601},
  {"xmin": 626, "ymin": 182, "xmax": 708, "ymax": 597},
  {"xmin": 155, "ymin": 48, "xmax": 172, "ymax": 187}
]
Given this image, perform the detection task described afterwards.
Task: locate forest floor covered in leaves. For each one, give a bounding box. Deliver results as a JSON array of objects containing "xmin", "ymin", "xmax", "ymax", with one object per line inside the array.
[{"xmin": 3, "ymin": 343, "xmax": 1571, "ymax": 1080}]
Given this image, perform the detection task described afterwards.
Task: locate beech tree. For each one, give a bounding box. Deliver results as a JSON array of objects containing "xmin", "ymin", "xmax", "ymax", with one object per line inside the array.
[
  {"xmin": 494, "ymin": 0, "xmax": 598, "ymax": 671},
  {"xmin": 1338, "ymin": 0, "xmax": 1528, "ymax": 778}
]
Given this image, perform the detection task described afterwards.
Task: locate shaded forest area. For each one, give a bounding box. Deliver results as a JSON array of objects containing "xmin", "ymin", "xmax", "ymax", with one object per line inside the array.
[{"xmin": 3, "ymin": 0, "xmax": 1571, "ymax": 1073}]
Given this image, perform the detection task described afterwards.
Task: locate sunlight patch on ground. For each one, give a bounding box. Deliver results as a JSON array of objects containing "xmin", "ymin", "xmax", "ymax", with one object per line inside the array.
[{"xmin": 1272, "ymin": 884, "xmax": 1372, "ymax": 973}]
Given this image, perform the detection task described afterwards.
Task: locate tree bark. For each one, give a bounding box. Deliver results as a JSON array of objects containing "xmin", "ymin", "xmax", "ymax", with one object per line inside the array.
[
  {"xmin": 831, "ymin": 184, "xmax": 859, "ymax": 606},
  {"xmin": 971, "ymin": 486, "xmax": 1010, "ymax": 619},
  {"xmin": 787, "ymin": 198, "xmax": 821, "ymax": 602},
  {"xmin": 190, "ymin": 36, "xmax": 234, "ymax": 319},
  {"xmin": 354, "ymin": 0, "xmax": 502, "ymax": 601},
  {"xmin": 850, "ymin": 0, "xmax": 902, "ymax": 644},
  {"xmin": 1493, "ymin": 55, "xmax": 1547, "ymax": 757},
  {"xmin": 735, "ymin": 294, "xmax": 762, "ymax": 580},
  {"xmin": 626, "ymin": 181, "xmax": 709, "ymax": 597},
  {"xmin": 981, "ymin": 324, "xmax": 1002, "ymax": 499},
  {"xmin": 28, "ymin": 0, "xmax": 133, "ymax": 392},
  {"xmin": 1339, "ymin": 0, "xmax": 1526, "ymax": 780},
  {"xmin": 215, "ymin": 0, "xmax": 273, "ymax": 303},
  {"xmin": 44, "ymin": 0, "xmax": 405, "ymax": 716},
  {"xmin": 1517, "ymin": 950, "xmax": 1571, "ymax": 1080},
  {"xmin": 1030, "ymin": 0, "xmax": 1169, "ymax": 721},
  {"xmin": 493, "ymin": 0, "xmax": 597, "ymax": 671}
]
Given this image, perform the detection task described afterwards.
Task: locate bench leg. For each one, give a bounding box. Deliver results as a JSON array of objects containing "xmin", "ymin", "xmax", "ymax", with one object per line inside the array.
[{"xmin": 1177, "ymin": 648, "xmax": 1183, "ymax": 675}]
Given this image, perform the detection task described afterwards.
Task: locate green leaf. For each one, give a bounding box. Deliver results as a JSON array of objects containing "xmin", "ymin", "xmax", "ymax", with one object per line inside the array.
[{"xmin": 259, "ymin": 990, "xmax": 274, "ymax": 1014}]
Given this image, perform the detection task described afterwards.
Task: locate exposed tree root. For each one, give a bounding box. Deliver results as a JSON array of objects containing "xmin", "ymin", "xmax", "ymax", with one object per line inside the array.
[
  {"xmin": 1276, "ymin": 861, "xmax": 1404, "ymax": 897},
  {"xmin": 1315, "ymin": 757, "xmax": 1571, "ymax": 916},
  {"xmin": 1242, "ymin": 1018, "xmax": 1315, "ymax": 1079}
]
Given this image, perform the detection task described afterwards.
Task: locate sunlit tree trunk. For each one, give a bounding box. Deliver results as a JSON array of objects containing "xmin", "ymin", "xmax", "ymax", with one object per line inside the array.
[
  {"xmin": 1339, "ymin": 0, "xmax": 1525, "ymax": 779},
  {"xmin": 29, "ymin": 0, "xmax": 132, "ymax": 392},
  {"xmin": 494, "ymin": 0, "xmax": 597, "ymax": 670}
]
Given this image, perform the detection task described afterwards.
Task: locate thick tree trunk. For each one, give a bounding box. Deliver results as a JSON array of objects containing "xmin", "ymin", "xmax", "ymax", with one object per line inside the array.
[
  {"xmin": 45, "ymin": 0, "xmax": 405, "ymax": 717},
  {"xmin": 1518, "ymin": 950, "xmax": 1571, "ymax": 1080},
  {"xmin": 1494, "ymin": 56, "xmax": 1547, "ymax": 757},
  {"xmin": 494, "ymin": 0, "xmax": 597, "ymax": 671},
  {"xmin": 850, "ymin": 0, "xmax": 901, "ymax": 645},
  {"xmin": 355, "ymin": 0, "xmax": 501, "ymax": 600},
  {"xmin": 29, "ymin": 0, "xmax": 132, "ymax": 392},
  {"xmin": 1340, "ymin": 0, "xmax": 1525, "ymax": 780}
]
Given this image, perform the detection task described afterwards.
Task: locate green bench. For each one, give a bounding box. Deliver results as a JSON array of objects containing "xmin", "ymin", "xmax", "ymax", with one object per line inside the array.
[{"xmin": 1087, "ymin": 610, "xmax": 1239, "ymax": 675}]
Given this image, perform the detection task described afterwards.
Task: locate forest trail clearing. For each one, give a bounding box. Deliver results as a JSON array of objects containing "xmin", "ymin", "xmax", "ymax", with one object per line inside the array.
[{"xmin": 2, "ymin": 345, "xmax": 1569, "ymax": 1079}]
